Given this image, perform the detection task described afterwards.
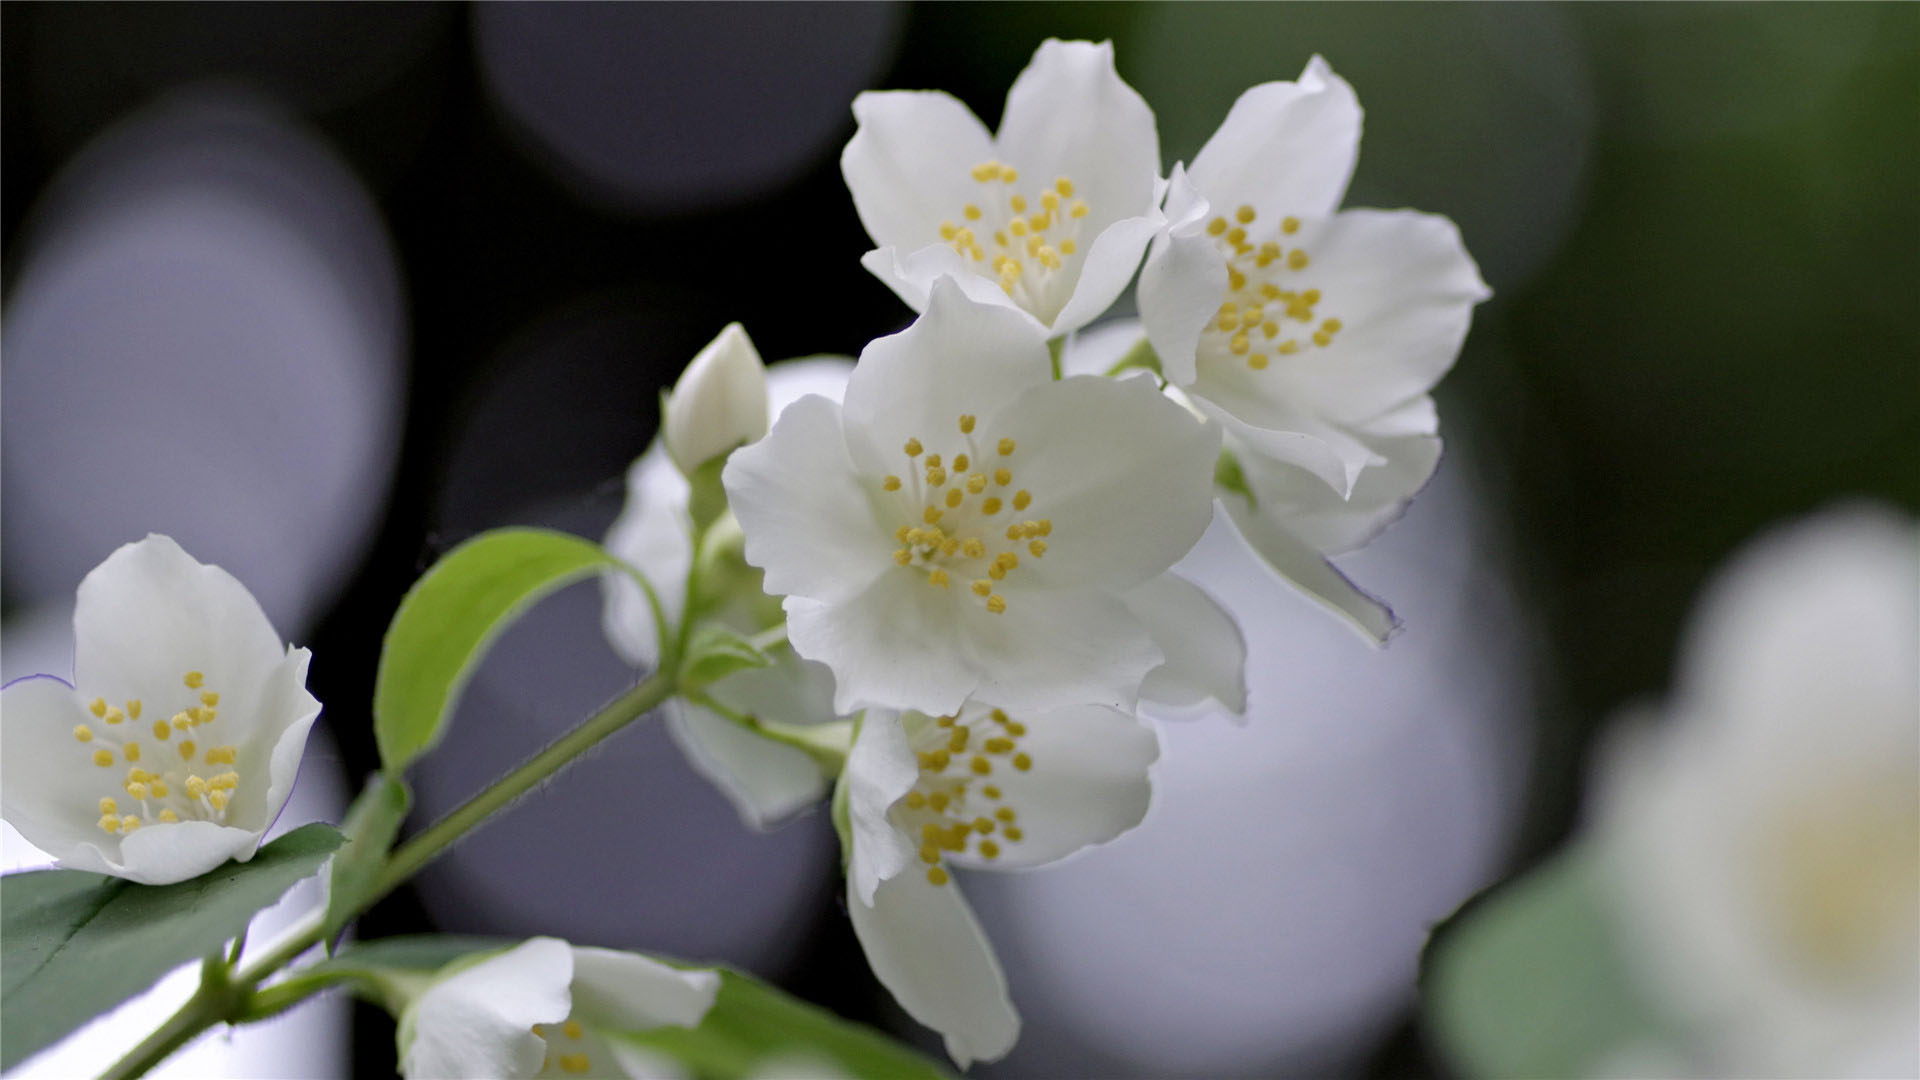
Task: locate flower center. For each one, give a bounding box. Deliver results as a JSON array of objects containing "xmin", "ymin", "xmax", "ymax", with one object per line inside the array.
[
  {"xmin": 532, "ymin": 1018, "xmax": 596, "ymax": 1076},
  {"xmin": 897, "ymin": 707, "xmax": 1035, "ymax": 887},
  {"xmin": 1200, "ymin": 205, "xmax": 1344, "ymax": 372},
  {"xmin": 937, "ymin": 161, "xmax": 1091, "ymax": 316},
  {"xmin": 71, "ymin": 669, "xmax": 243, "ymax": 835},
  {"xmin": 880, "ymin": 413, "xmax": 1055, "ymax": 615}
]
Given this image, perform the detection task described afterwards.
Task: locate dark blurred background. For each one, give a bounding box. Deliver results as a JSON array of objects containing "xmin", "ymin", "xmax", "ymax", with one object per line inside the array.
[{"xmin": 3, "ymin": 4, "xmax": 1915, "ymax": 1077}]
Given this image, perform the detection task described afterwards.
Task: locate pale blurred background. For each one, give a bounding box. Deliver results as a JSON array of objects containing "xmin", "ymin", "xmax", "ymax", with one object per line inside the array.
[{"xmin": 3, "ymin": 4, "xmax": 1914, "ymax": 1076}]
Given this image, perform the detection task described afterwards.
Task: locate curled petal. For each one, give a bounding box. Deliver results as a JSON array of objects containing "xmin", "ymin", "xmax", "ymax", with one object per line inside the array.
[
  {"xmin": 1139, "ymin": 164, "xmax": 1229, "ymax": 386},
  {"xmin": 843, "ymin": 90, "xmax": 997, "ymax": 254},
  {"xmin": 1188, "ymin": 55, "xmax": 1362, "ymax": 221},
  {"xmin": 1124, "ymin": 572, "xmax": 1249, "ymax": 715},
  {"xmin": 1219, "ymin": 498, "xmax": 1399, "ymax": 644},
  {"xmin": 568, "ymin": 946, "xmax": 720, "ymax": 1033},
  {"xmin": 400, "ymin": 938, "xmax": 573, "ymax": 1080}
]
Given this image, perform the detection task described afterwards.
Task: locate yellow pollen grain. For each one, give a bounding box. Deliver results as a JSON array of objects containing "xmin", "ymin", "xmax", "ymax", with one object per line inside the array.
[
  {"xmin": 903, "ymin": 437, "xmax": 922, "ymax": 457},
  {"xmin": 1207, "ymin": 217, "xmax": 1228, "ymax": 237},
  {"xmin": 126, "ymin": 781, "xmax": 150, "ymax": 800},
  {"xmin": 1069, "ymin": 199, "xmax": 1089, "ymax": 218},
  {"xmin": 996, "ymin": 806, "xmax": 1016, "ymax": 822},
  {"xmin": 533, "ymin": 1024, "xmax": 548, "ymax": 1038},
  {"xmin": 1282, "ymin": 216, "xmax": 1301, "ymax": 234},
  {"xmin": 995, "ymin": 552, "xmax": 1019, "ymax": 571},
  {"xmin": 1012, "ymin": 752, "xmax": 1033, "ymax": 771},
  {"xmin": 940, "ymin": 537, "xmax": 959, "ymax": 557},
  {"xmin": 99, "ymin": 797, "xmax": 118, "ymax": 814},
  {"xmin": 74, "ymin": 724, "xmax": 94, "ymax": 743},
  {"xmin": 158, "ymin": 809, "xmax": 179, "ymax": 823},
  {"xmin": 1278, "ymin": 340, "xmax": 1301, "ymax": 355},
  {"xmin": 940, "ymin": 221, "xmax": 957, "ymax": 241},
  {"xmin": 151, "ymin": 781, "xmax": 169, "ymax": 798},
  {"xmin": 560, "ymin": 1054, "xmax": 591, "ymax": 1075},
  {"xmin": 906, "ymin": 790, "xmax": 927, "ymax": 809},
  {"xmin": 937, "ymin": 714, "xmax": 956, "ymax": 727},
  {"xmin": 953, "ymin": 453, "xmax": 970, "ymax": 472},
  {"xmin": 962, "ymin": 538, "xmax": 986, "ymax": 558},
  {"xmin": 928, "ymin": 569, "xmax": 951, "ymax": 588},
  {"xmin": 926, "ymin": 466, "xmax": 947, "ymax": 487},
  {"xmin": 187, "ymin": 776, "xmax": 208, "ymax": 798},
  {"xmin": 992, "ymin": 467, "xmax": 1011, "ymax": 486},
  {"xmin": 1060, "ymin": 238, "xmax": 1076, "ymax": 255},
  {"xmin": 1236, "ymin": 204, "xmax": 1257, "ymax": 224},
  {"xmin": 971, "ymin": 161, "xmax": 1000, "ymax": 182},
  {"xmin": 979, "ymin": 840, "xmax": 1001, "ymax": 859},
  {"xmin": 1010, "ymin": 194, "xmax": 1027, "ymax": 213},
  {"xmin": 1012, "ymin": 490, "xmax": 1031, "ymax": 511},
  {"xmin": 1029, "ymin": 539, "xmax": 1048, "ymax": 557},
  {"xmin": 983, "ymin": 784, "xmax": 1002, "ymax": 800},
  {"xmin": 964, "ymin": 203, "xmax": 982, "ymax": 220},
  {"xmin": 1055, "ymin": 177, "xmax": 1074, "ymax": 197},
  {"xmin": 184, "ymin": 671, "xmax": 204, "ymax": 689},
  {"xmin": 974, "ymin": 816, "xmax": 996, "ymax": 834},
  {"xmin": 1004, "ymin": 720, "xmax": 1027, "ymax": 736},
  {"xmin": 1228, "ymin": 267, "xmax": 1247, "ymax": 292},
  {"xmin": 208, "ymin": 791, "xmax": 229, "ymax": 812},
  {"xmin": 966, "ymin": 474, "xmax": 987, "ymax": 494},
  {"xmin": 563, "ymin": 1019, "xmax": 585, "ymax": 1040},
  {"xmin": 1226, "ymin": 226, "xmax": 1247, "ymax": 247},
  {"xmin": 179, "ymin": 740, "xmax": 197, "ymax": 760},
  {"xmin": 1249, "ymin": 355, "xmax": 1270, "ymax": 371},
  {"xmin": 125, "ymin": 700, "xmax": 141, "ymax": 720},
  {"xmin": 99, "ymin": 815, "xmax": 122, "ymax": 834},
  {"xmin": 1323, "ymin": 318, "xmax": 1343, "ymax": 333},
  {"xmin": 985, "ymin": 736, "xmax": 1015, "ymax": 754},
  {"xmin": 93, "ymin": 748, "xmax": 115, "ymax": 768},
  {"xmin": 929, "ymin": 792, "xmax": 950, "ymax": 811},
  {"xmin": 1231, "ymin": 334, "xmax": 1251, "ymax": 356},
  {"xmin": 927, "ymin": 866, "xmax": 950, "ymax": 886},
  {"xmin": 121, "ymin": 815, "xmax": 141, "ymax": 832},
  {"xmin": 988, "ymin": 564, "xmax": 1007, "ymax": 581},
  {"xmin": 997, "ymin": 438, "xmax": 1015, "ymax": 456},
  {"xmin": 103, "ymin": 706, "xmax": 124, "ymax": 725},
  {"xmin": 972, "ymin": 579, "xmax": 993, "ymax": 597},
  {"xmin": 894, "ymin": 548, "xmax": 912, "ymax": 566},
  {"xmin": 1002, "ymin": 166, "xmax": 1019, "ymax": 183},
  {"xmin": 1005, "ymin": 825, "xmax": 1025, "ymax": 841},
  {"xmin": 919, "ymin": 843, "xmax": 940, "ymax": 864},
  {"xmin": 924, "ymin": 452, "xmax": 940, "ymax": 469},
  {"xmin": 949, "ymin": 728, "xmax": 970, "ymax": 753},
  {"xmin": 971, "ymin": 755, "xmax": 993, "ymax": 775},
  {"xmin": 981, "ymin": 496, "xmax": 1003, "ymax": 515},
  {"xmin": 945, "ymin": 488, "xmax": 964, "ymax": 508},
  {"xmin": 986, "ymin": 595, "xmax": 1007, "ymax": 614},
  {"xmin": 124, "ymin": 742, "xmax": 141, "ymax": 762},
  {"xmin": 1009, "ymin": 218, "xmax": 1028, "ymax": 237},
  {"xmin": 883, "ymin": 475, "xmax": 901, "ymax": 491},
  {"xmin": 922, "ymin": 506, "xmax": 943, "ymax": 525},
  {"xmin": 1218, "ymin": 311, "xmax": 1240, "ymax": 332},
  {"xmin": 1289, "ymin": 250, "xmax": 1310, "ymax": 270},
  {"xmin": 1313, "ymin": 331, "xmax": 1332, "ymax": 347},
  {"xmin": 1263, "ymin": 321, "xmax": 1280, "ymax": 339}
]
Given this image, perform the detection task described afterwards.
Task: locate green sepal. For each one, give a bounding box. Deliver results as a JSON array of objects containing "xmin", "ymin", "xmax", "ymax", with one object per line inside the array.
[
  {"xmin": 322, "ymin": 773, "xmax": 412, "ymax": 951},
  {"xmin": 686, "ymin": 453, "xmax": 733, "ymax": 537},
  {"xmin": 678, "ymin": 622, "xmax": 773, "ymax": 692},
  {"xmin": 0, "ymin": 824, "xmax": 343, "ymax": 1070},
  {"xmin": 1214, "ymin": 448, "xmax": 1254, "ymax": 505},
  {"xmin": 1104, "ymin": 335, "xmax": 1164, "ymax": 377}
]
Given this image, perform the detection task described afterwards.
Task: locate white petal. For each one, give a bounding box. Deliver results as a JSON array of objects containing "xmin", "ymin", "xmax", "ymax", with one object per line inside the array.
[
  {"xmin": 984, "ymin": 374, "xmax": 1218, "ymax": 591},
  {"xmin": 247, "ymin": 646, "xmax": 324, "ymax": 835},
  {"xmin": 1046, "ymin": 212, "xmax": 1161, "ymax": 336},
  {"xmin": 72, "ymin": 534, "xmax": 287, "ymax": 735},
  {"xmin": 839, "ymin": 278, "xmax": 1052, "ymax": 477},
  {"xmin": 669, "ymin": 655, "xmax": 838, "ymax": 829},
  {"xmin": 1254, "ymin": 209, "xmax": 1490, "ymax": 426},
  {"xmin": 1235, "ymin": 424, "xmax": 1442, "ymax": 556},
  {"xmin": 785, "ymin": 580, "xmax": 979, "ymax": 716},
  {"xmin": 1124, "ymin": 572, "xmax": 1248, "ymax": 715},
  {"xmin": 845, "ymin": 711, "xmax": 921, "ymax": 907},
  {"xmin": 602, "ymin": 446, "xmax": 692, "ymax": 668},
  {"xmin": 766, "ymin": 356, "xmax": 855, "ymax": 413},
  {"xmin": 663, "ymin": 323, "xmax": 770, "ymax": 476},
  {"xmin": 1, "ymin": 675, "xmax": 110, "ymax": 859},
  {"xmin": 843, "ymin": 90, "xmax": 997, "ymax": 253},
  {"xmin": 725, "ymin": 395, "xmax": 894, "ymax": 605},
  {"xmin": 996, "ymin": 40, "xmax": 1159, "ymax": 259},
  {"xmin": 1057, "ymin": 317, "xmax": 1143, "ymax": 378},
  {"xmin": 112, "ymin": 820, "xmax": 260, "ymax": 885},
  {"xmin": 846, "ymin": 870, "xmax": 1018, "ymax": 1068},
  {"xmin": 1138, "ymin": 164, "xmax": 1229, "ymax": 387},
  {"xmin": 401, "ymin": 938, "xmax": 574, "ymax": 1080},
  {"xmin": 957, "ymin": 589, "xmax": 1160, "ymax": 713},
  {"xmin": 948, "ymin": 702, "xmax": 1158, "ymax": 870},
  {"xmin": 856, "ymin": 243, "xmax": 1034, "ymax": 326},
  {"xmin": 1191, "ymin": 391, "xmax": 1380, "ymax": 498},
  {"xmin": 1188, "ymin": 55, "xmax": 1361, "ymax": 221},
  {"xmin": 1219, "ymin": 497, "xmax": 1398, "ymax": 644},
  {"xmin": 568, "ymin": 947, "xmax": 719, "ymax": 1033}
]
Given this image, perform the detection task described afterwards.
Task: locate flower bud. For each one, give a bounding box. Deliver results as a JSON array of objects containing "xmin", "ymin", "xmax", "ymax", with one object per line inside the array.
[{"xmin": 664, "ymin": 323, "xmax": 769, "ymax": 477}]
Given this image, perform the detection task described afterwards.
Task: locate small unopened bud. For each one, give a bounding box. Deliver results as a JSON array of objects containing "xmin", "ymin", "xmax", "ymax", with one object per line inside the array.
[{"xmin": 664, "ymin": 323, "xmax": 769, "ymax": 476}]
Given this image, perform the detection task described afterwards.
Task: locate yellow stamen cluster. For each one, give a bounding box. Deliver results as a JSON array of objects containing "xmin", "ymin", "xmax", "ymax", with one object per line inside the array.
[
  {"xmin": 902, "ymin": 708, "xmax": 1034, "ymax": 886},
  {"xmin": 938, "ymin": 163, "xmax": 1089, "ymax": 309},
  {"xmin": 534, "ymin": 1016, "xmax": 596, "ymax": 1075},
  {"xmin": 76, "ymin": 671, "xmax": 245, "ymax": 835},
  {"xmin": 1203, "ymin": 205, "xmax": 1343, "ymax": 371},
  {"xmin": 885, "ymin": 415, "xmax": 1055, "ymax": 614}
]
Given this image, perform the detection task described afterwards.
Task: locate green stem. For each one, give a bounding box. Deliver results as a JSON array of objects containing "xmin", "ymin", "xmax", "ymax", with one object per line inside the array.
[
  {"xmin": 1104, "ymin": 336, "xmax": 1162, "ymax": 378},
  {"xmin": 747, "ymin": 622, "xmax": 789, "ymax": 655},
  {"xmin": 1047, "ymin": 336, "xmax": 1066, "ymax": 380},
  {"xmin": 98, "ymin": 956, "xmax": 232, "ymax": 1080}
]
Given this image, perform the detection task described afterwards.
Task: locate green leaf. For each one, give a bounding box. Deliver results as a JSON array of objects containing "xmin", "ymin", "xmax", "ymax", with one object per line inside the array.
[
  {"xmin": 678, "ymin": 622, "xmax": 771, "ymax": 691},
  {"xmin": 375, "ymin": 528, "xmax": 630, "ymax": 772},
  {"xmin": 0, "ymin": 824, "xmax": 343, "ymax": 1071},
  {"xmin": 322, "ymin": 773, "xmax": 412, "ymax": 950},
  {"xmin": 1422, "ymin": 844, "xmax": 1672, "ymax": 1078},
  {"xmin": 625, "ymin": 969, "xmax": 954, "ymax": 1080}
]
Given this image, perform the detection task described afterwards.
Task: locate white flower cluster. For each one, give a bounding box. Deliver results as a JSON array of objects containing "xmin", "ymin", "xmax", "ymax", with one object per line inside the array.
[{"xmin": 608, "ymin": 39, "xmax": 1486, "ymax": 1064}]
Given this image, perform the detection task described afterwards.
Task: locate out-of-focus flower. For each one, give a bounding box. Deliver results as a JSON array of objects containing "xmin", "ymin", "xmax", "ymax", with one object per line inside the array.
[
  {"xmin": 1136, "ymin": 57, "xmax": 1489, "ymax": 641},
  {"xmin": 1, "ymin": 535, "xmax": 321, "ymax": 885},
  {"xmin": 843, "ymin": 702, "xmax": 1159, "ymax": 1066},
  {"xmin": 725, "ymin": 280, "xmax": 1218, "ymax": 716},
  {"xmin": 605, "ymin": 358, "xmax": 853, "ymax": 829},
  {"xmin": 842, "ymin": 39, "xmax": 1161, "ymax": 337},
  {"xmin": 662, "ymin": 323, "xmax": 770, "ymax": 478},
  {"xmin": 398, "ymin": 937, "xmax": 719, "ymax": 1079},
  {"xmin": 1596, "ymin": 505, "xmax": 1918, "ymax": 1077}
]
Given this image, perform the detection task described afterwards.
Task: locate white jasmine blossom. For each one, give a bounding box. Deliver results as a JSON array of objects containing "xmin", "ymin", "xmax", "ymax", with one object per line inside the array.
[
  {"xmin": 844, "ymin": 702, "xmax": 1159, "ymax": 1066},
  {"xmin": 724, "ymin": 279, "xmax": 1218, "ymax": 716},
  {"xmin": 842, "ymin": 39, "xmax": 1162, "ymax": 336},
  {"xmin": 1596, "ymin": 506, "xmax": 1918, "ymax": 1077},
  {"xmin": 1135, "ymin": 57, "xmax": 1489, "ymax": 640},
  {"xmin": 605, "ymin": 357, "xmax": 855, "ymax": 828},
  {"xmin": 662, "ymin": 323, "xmax": 770, "ymax": 478},
  {"xmin": 0, "ymin": 535, "xmax": 321, "ymax": 886},
  {"xmin": 398, "ymin": 937, "xmax": 719, "ymax": 1079}
]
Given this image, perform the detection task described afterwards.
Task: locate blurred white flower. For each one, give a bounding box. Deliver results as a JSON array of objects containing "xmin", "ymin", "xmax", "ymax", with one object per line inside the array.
[
  {"xmin": 662, "ymin": 323, "xmax": 770, "ymax": 478},
  {"xmin": 399, "ymin": 937, "xmax": 718, "ymax": 1079},
  {"xmin": 605, "ymin": 357, "xmax": 854, "ymax": 829},
  {"xmin": 843, "ymin": 702, "xmax": 1159, "ymax": 1066},
  {"xmin": 1135, "ymin": 57, "xmax": 1489, "ymax": 641},
  {"xmin": 842, "ymin": 39, "xmax": 1162, "ymax": 337},
  {"xmin": 1596, "ymin": 505, "xmax": 1918, "ymax": 1077},
  {"xmin": 1, "ymin": 535, "xmax": 321, "ymax": 885},
  {"xmin": 724, "ymin": 280, "xmax": 1218, "ymax": 716}
]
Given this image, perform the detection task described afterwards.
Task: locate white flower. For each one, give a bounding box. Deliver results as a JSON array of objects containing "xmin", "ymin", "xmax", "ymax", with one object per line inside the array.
[
  {"xmin": 842, "ymin": 39, "xmax": 1162, "ymax": 337},
  {"xmin": 605, "ymin": 357, "xmax": 855, "ymax": 829},
  {"xmin": 844, "ymin": 702, "xmax": 1160, "ymax": 1066},
  {"xmin": 724, "ymin": 279, "xmax": 1219, "ymax": 716},
  {"xmin": 0, "ymin": 535, "xmax": 321, "ymax": 885},
  {"xmin": 1135, "ymin": 57, "xmax": 1489, "ymax": 641},
  {"xmin": 398, "ymin": 937, "xmax": 719, "ymax": 1079},
  {"xmin": 1594, "ymin": 505, "xmax": 1918, "ymax": 1077},
  {"xmin": 662, "ymin": 323, "xmax": 770, "ymax": 478}
]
